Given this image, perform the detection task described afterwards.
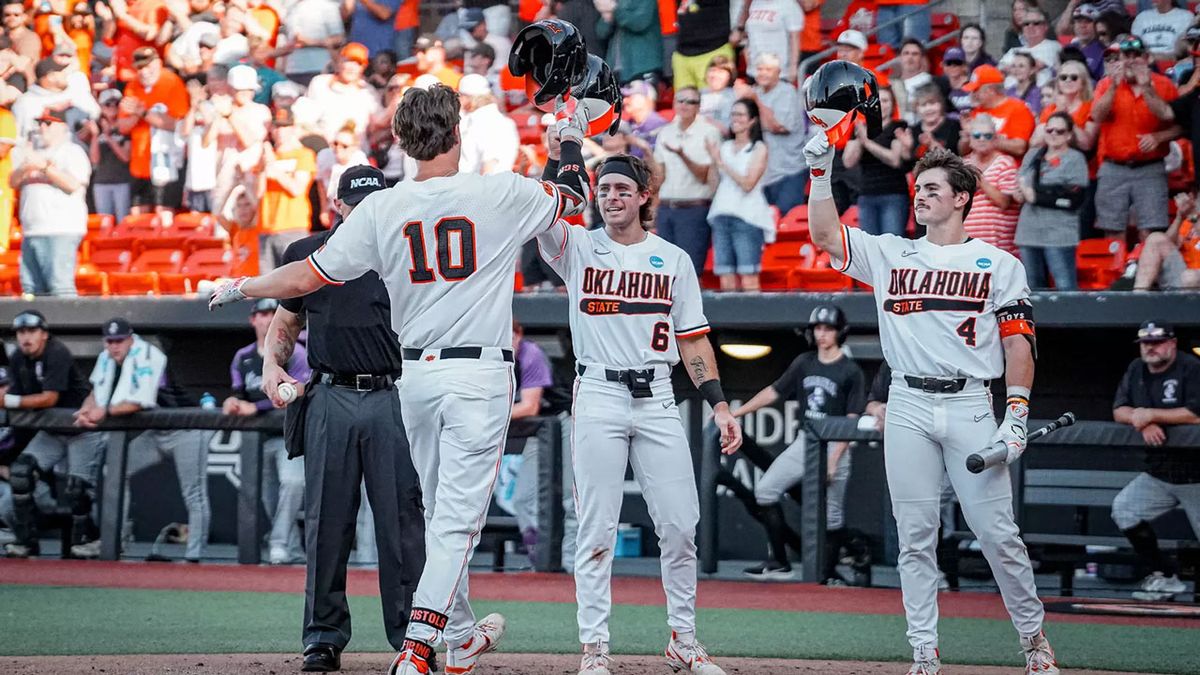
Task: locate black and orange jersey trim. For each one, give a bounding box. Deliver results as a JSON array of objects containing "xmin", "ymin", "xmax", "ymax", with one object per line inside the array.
[
  {"xmin": 306, "ymin": 251, "xmax": 346, "ymax": 286},
  {"xmin": 676, "ymin": 323, "xmax": 711, "ymax": 338}
]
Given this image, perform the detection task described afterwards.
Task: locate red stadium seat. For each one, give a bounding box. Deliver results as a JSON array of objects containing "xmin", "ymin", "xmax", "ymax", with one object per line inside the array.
[
  {"xmin": 135, "ymin": 236, "xmax": 192, "ymax": 255},
  {"xmin": 0, "ymin": 267, "xmax": 21, "ymax": 295},
  {"xmin": 170, "ymin": 212, "xmax": 216, "ymax": 237},
  {"xmin": 75, "ymin": 265, "xmax": 108, "ymax": 296},
  {"xmin": 88, "ymin": 213, "xmax": 115, "ymax": 235},
  {"xmin": 158, "ymin": 274, "xmax": 192, "ymax": 294},
  {"xmin": 1076, "ymin": 238, "xmax": 1126, "ymax": 290},
  {"xmin": 82, "ymin": 236, "xmax": 137, "ymax": 263},
  {"xmin": 108, "ymin": 272, "xmax": 160, "ymax": 295},
  {"xmin": 184, "ymin": 237, "xmax": 229, "ymax": 255},
  {"xmin": 114, "ymin": 213, "xmax": 163, "ymax": 237},
  {"xmin": 131, "ymin": 249, "xmax": 185, "ymax": 274},
  {"xmin": 0, "ymin": 249, "xmax": 19, "ymax": 267},
  {"xmin": 777, "ymin": 205, "xmax": 811, "ymax": 242},
  {"xmin": 787, "ymin": 249, "xmax": 854, "ymax": 291},
  {"xmin": 181, "ymin": 247, "xmax": 235, "ymax": 285},
  {"xmin": 90, "ymin": 248, "xmax": 133, "ymax": 274}
]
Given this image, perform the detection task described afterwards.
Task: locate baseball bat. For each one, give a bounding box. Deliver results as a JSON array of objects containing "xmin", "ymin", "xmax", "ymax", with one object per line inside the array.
[{"xmin": 965, "ymin": 412, "xmax": 1076, "ymax": 474}]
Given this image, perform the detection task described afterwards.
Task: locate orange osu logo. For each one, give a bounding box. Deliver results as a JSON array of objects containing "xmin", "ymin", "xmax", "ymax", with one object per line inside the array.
[
  {"xmin": 811, "ymin": 168, "xmax": 826, "ymax": 177},
  {"xmin": 540, "ymin": 181, "xmax": 555, "ymax": 197},
  {"xmin": 425, "ymin": 355, "xmax": 435, "ymax": 361}
]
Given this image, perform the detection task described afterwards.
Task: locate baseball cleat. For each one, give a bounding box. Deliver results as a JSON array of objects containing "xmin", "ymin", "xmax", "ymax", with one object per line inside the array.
[
  {"xmin": 907, "ymin": 644, "xmax": 942, "ymax": 674},
  {"xmin": 665, "ymin": 631, "xmax": 725, "ymax": 674},
  {"xmin": 1132, "ymin": 572, "xmax": 1187, "ymax": 601},
  {"xmin": 388, "ymin": 640, "xmax": 435, "ymax": 675},
  {"xmin": 579, "ymin": 640, "xmax": 613, "ymax": 674},
  {"xmin": 4, "ymin": 542, "xmax": 36, "ymax": 558},
  {"xmin": 445, "ymin": 613, "xmax": 506, "ymax": 674},
  {"xmin": 71, "ymin": 539, "xmax": 102, "ymax": 559},
  {"xmin": 742, "ymin": 562, "xmax": 795, "ymax": 581},
  {"xmin": 1021, "ymin": 631, "xmax": 1059, "ymax": 674}
]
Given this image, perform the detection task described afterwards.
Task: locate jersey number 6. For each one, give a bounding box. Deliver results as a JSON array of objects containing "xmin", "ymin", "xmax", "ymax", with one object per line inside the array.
[
  {"xmin": 651, "ymin": 322, "xmax": 670, "ymax": 352},
  {"xmin": 403, "ymin": 217, "xmax": 478, "ymax": 283}
]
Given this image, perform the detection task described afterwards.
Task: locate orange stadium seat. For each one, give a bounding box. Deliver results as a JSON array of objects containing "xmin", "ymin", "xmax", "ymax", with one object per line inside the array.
[
  {"xmin": 89, "ymin": 248, "xmax": 133, "ymax": 274},
  {"xmin": 75, "ymin": 264, "xmax": 109, "ymax": 296},
  {"xmin": 184, "ymin": 237, "xmax": 229, "ymax": 255},
  {"xmin": 82, "ymin": 236, "xmax": 137, "ymax": 262},
  {"xmin": 108, "ymin": 272, "xmax": 160, "ymax": 296},
  {"xmin": 181, "ymin": 247, "xmax": 235, "ymax": 285},
  {"xmin": 88, "ymin": 213, "xmax": 115, "ymax": 235},
  {"xmin": 788, "ymin": 249, "xmax": 854, "ymax": 291},
  {"xmin": 1076, "ymin": 238, "xmax": 1126, "ymax": 290},
  {"xmin": 170, "ymin": 212, "xmax": 216, "ymax": 237},
  {"xmin": 0, "ymin": 268, "xmax": 21, "ymax": 296},
  {"xmin": 777, "ymin": 205, "xmax": 810, "ymax": 243},
  {"xmin": 130, "ymin": 249, "xmax": 185, "ymax": 274},
  {"xmin": 114, "ymin": 213, "xmax": 163, "ymax": 237},
  {"xmin": 136, "ymin": 236, "xmax": 192, "ymax": 255}
]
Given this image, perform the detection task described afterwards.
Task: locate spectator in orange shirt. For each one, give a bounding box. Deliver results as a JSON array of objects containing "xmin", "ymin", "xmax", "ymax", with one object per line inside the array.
[
  {"xmin": 1091, "ymin": 35, "xmax": 1179, "ymax": 239},
  {"xmin": 960, "ymin": 64, "xmax": 1036, "ymax": 158},
  {"xmin": 799, "ymin": 0, "xmax": 823, "ymax": 75},
  {"xmin": 117, "ymin": 46, "xmax": 189, "ymax": 214},
  {"xmin": 392, "ymin": 0, "xmax": 419, "ymax": 59},
  {"xmin": 963, "ymin": 114, "xmax": 1023, "ymax": 255},
  {"xmin": 109, "ymin": 0, "xmax": 170, "ymax": 83},
  {"xmin": 1033, "ymin": 59, "xmax": 1097, "ymax": 152},
  {"xmin": 412, "ymin": 33, "xmax": 460, "ymax": 89},
  {"xmin": 1134, "ymin": 190, "xmax": 1200, "ymax": 290},
  {"xmin": 257, "ymin": 107, "xmax": 315, "ymax": 271}
]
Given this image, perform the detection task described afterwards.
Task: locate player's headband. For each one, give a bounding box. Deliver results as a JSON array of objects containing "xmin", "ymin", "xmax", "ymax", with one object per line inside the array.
[{"xmin": 597, "ymin": 156, "xmax": 648, "ymax": 190}]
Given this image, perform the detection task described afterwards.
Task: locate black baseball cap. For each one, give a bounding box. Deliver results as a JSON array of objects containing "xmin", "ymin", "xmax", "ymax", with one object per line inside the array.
[
  {"xmin": 1136, "ymin": 319, "xmax": 1175, "ymax": 343},
  {"xmin": 12, "ymin": 310, "xmax": 47, "ymax": 331},
  {"xmin": 102, "ymin": 317, "xmax": 134, "ymax": 340},
  {"xmin": 34, "ymin": 57, "xmax": 66, "ymax": 81},
  {"xmin": 337, "ymin": 165, "xmax": 387, "ymax": 205},
  {"xmin": 251, "ymin": 298, "xmax": 279, "ymax": 314}
]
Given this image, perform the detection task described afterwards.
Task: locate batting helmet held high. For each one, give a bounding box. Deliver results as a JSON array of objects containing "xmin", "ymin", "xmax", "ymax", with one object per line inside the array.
[
  {"xmin": 509, "ymin": 19, "xmax": 589, "ymax": 112},
  {"xmin": 571, "ymin": 54, "xmax": 622, "ymax": 136},
  {"xmin": 805, "ymin": 60, "xmax": 881, "ymax": 145},
  {"xmin": 806, "ymin": 304, "xmax": 848, "ymax": 345}
]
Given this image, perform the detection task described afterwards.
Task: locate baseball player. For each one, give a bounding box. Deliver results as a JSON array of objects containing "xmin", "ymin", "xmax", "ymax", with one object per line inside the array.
[
  {"xmin": 208, "ymin": 83, "xmax": 594, "ymax": 675},
  {"xmin": 805, "ymin": 127, "xmax": 1058, "ymax": 672},
  {"xmin": 731, "ymin": 305, "xmax": 866, "ymax": 584},
  {"xmin": 537, "ymin": 140, "xmax": 742, "ymax": 675}
]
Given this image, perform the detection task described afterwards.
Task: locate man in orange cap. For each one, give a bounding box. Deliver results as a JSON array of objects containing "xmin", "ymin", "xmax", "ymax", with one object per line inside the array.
[
  {"xmin": 959, "ymin": 64, "xmax": 1035, "ymax": 159},
  {"xmin": 306, "ymin": 42, "xmax": 381, "ymax": 140}
]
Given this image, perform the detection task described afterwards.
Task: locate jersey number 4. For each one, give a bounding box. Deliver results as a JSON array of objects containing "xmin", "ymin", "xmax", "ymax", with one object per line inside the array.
[
  {"xmin": 403, "ymin": 217, "xmax": 478, "ymax": 283},
  {"xmin": 956, "ymin": 317, "xmax": 977, "ymax": 347}
]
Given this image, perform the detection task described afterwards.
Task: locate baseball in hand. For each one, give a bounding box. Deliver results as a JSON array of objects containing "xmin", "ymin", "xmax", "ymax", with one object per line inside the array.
[{"xmin": 277, "ymin": 382, "xmax": 297, "ymax": 404}]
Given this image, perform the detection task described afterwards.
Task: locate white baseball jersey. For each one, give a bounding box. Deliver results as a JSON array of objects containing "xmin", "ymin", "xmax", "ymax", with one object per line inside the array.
[
  {"xmin": 832, "ymin": 225, "xmax": 1030, "ymax": 379},
  {"xmin": 537, "ymin": 223, "xmax": 710, "ymax": 368},
  {"xmin": 308, "ymin": 171, "xmax": 569, "ymax": 350}
]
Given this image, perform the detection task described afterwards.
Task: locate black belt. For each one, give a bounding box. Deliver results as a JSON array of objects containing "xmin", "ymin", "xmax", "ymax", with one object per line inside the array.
[
  {"xmin": 903, "ymin": 375, "xmax": 968, "ymax": 394},
  {"xmin": 659, "ymin": 199, "xmax": 710, "ymax": 209},
  {"xmin": 577, "ymin": 364, "xmax": 656, "ymax": 398},
  {"xmin": 314, "ymin": 371, "xmax": 398, "ymax": 391},
  {"xmin": 401, "ymin": 347, "xmax": 514, "ymax": 362},
  {"xmin": 1105, "ymin": 158, "xmax": 1161, "ymax": 169}
]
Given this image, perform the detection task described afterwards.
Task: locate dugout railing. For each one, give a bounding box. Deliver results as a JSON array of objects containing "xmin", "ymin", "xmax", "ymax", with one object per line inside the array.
[
  {"xmin": 699, "ymin": 417, "xmax": 1200, "ymax": 586},
  {"xmin": 0, "ymin": 409, "xmax": 565, "ymax": 571}
]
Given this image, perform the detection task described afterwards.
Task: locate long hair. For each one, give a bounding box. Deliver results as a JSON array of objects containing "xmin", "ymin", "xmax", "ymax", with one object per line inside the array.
[
  {"xmin": 913, "ymin": 148, "xmax": 982, "ymax": 220},
  {"xmin": 729, "ymin": 97, "xmax": 764, "ymax": 145},
  {"xmin": 391, "ymin": 84, "xmax": 460, "ymax": 160}
]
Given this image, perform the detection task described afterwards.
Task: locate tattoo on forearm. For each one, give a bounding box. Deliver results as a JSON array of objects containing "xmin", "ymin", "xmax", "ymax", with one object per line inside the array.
[
  {"xmin": 271, "ymin": 325, "xmax": 297, "ymax": 366},
  {"xmin": 689, "ymin": 356, "xmax": 708, "ymax": 384}
]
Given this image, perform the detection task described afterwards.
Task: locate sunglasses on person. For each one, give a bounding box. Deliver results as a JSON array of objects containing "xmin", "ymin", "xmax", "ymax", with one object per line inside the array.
[
  {"xmin": 1058, "ymin": 73, "xmax": 1080, "ymax": 82},
  {"xmin": 1021, "ymin": 19, "xmax": 1046, "ymax": 27},
  {"xmin": 944, "ymin": 59, "xmax": 965, "ymax": 66},
  {"xmin": 970, "ymin": 132, "xmax": 995, "ymax": 140},
  {"xmin": 1045, "ymin": 127, "xmax": 1070, "ymax": 136},
  {"xmin": 675, "ymin": 97, "xmax": 700, "ymax": 105},
  {"xmin": 1119, "ymin": 38, "xmax": 1145, "ymax": 54}
]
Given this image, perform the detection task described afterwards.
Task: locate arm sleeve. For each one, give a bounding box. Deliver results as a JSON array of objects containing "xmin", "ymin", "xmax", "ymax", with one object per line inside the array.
[
  {"xmin": 991, "ymin": 253, "xmax": 1032, "ymax": 311},
  {"xmin": 549, "ymin": 140, "xmax": 591, "ymax": 218},
  {"xmin": 846, "ymin": 364, "xmax": 867, "ymax": 415},
  {"xmin": 308, "ymin": 197, "xmax": 381, "ymax": 284},
  {"xmin": 771, "ymin": 357, "xmax": 805, "ymax": 400},
  {"xmin": 671, "ymin": 255, "xmax": 710, "ymax": 338},
  {"xmin": 229, "ymin": 354, "xmax": 244, "ymax": 394},
  {"xmin": 1113, "ymin": 361, "xmax": 1137, "ymax": 409}
]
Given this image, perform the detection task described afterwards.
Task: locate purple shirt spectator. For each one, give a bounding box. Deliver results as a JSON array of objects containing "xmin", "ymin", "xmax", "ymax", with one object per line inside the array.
[
  {"xmin": 515, "ymin": 339, "xmax": 553, "ymax": 398},
  {"xmin": 230, "ymin": 342, "xmax": 311, "ymax": 412}
]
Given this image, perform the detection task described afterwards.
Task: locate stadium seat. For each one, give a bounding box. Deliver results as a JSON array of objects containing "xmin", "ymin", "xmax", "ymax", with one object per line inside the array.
[
  {"xmin": 0, "ymin": 267, "xmax": 21, "ymax": 296},
  {"xmin": 75, "ymin": 265, "xmax": 108, "ymax": 296},
  {"xmin": 777, "ymin": 205, "xmax": 810, "ymax": 242},
  {"xmin": 0, "ymin": 249, "xmax": 19, "ymax": 267},
  {"xmin": 135, "ymin": 236, "xmax": 192, "ymax": 254},
  {"xmin": 183, "ymin": 237, "xmax": 229, "ymax": 255},
  {"xmin": 862, "ymin": 44, "xmax": 895, "ymax": 72},
  {"xmin": 89, "ymin": 248, "xmax": 133, "ymax": 274},
  {"xmin": 181, "ymin": 247, "xmax": 235, "ymax": 285},
  {"xmin": 107, "ymin": 272, "xmax": 160, "ymax": 295},
  {"xmin": 170, "ymin": 212, "xmax": 216, "ymax": 237},
  {"xmin": 787, "ymin": 249, "xmax": 853, "ymax": 291},
  {"xmin": 131, "ymin": 249, "xmax": 185, "ymax": 274},
  {"xmin": 82, "ymin": 236, "xmax": 137, "ymax": 263},
  {"xmin": 114, "ymin": 213, "xmax": 163, "ymax": 237},
  {"xmin": 88, "ymin": 213, "xmax": 115, "ymax": 235},
  {"xmin": 1076, "ymin": 238, "xmax": 1126, "ymax": 290}
]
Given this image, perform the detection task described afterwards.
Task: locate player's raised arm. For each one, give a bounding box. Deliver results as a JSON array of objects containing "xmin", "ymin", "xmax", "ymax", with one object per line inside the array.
[
  {"xmin": 804, "ymin": 133, "xmax": 842, "ymax": 257},
  {"xmin": 545, "ymin": 100, "xmax": 594, "ymax": 217}
]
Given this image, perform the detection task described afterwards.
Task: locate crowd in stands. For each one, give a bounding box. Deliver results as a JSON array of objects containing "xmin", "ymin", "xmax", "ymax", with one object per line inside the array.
[{"xmin": 2, "ymin": 0, "xmax": 1200, "ymax": 296}]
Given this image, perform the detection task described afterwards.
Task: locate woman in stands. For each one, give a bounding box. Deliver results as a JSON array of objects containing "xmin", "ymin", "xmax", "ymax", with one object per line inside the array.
[
  {"xmin": 705, "ymin": 97, "xmax": 772, "ymax": 291},
  {"xmin": 699, "ymin": 55, "xmax": 737, "ymax": 136},
  {"xmin": 1016, "ymin": 111, "xmax": 1088, "ymax": 289},
  {"xmin": 843, "ymin": 85, "xmax": 915, "ymax": 237},
  {"xmin": 912, "ymin": 85, "xmax": 961, "ymax": 160},
  {"xmin": 960, "ymin": 23, "xmax": 997, "ymax": 72}
]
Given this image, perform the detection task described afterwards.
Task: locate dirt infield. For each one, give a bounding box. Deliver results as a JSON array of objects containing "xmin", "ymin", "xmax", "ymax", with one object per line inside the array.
[{"xmin": 3, "ymin": 653, "xmax": 1143, "ymax": 675}]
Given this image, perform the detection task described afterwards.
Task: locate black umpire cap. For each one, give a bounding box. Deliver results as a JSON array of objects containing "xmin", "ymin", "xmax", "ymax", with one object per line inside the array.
[
  {"xmin": 337, "ymin": 165, "xmax": 387, "ymax": 206},
  {"xmin": 12, "ymin": 310, "xmax": 48, "ymax": 331},
  {"xmin": 102, "ymin": 317, "xmax": 134, "ymax": 340}
]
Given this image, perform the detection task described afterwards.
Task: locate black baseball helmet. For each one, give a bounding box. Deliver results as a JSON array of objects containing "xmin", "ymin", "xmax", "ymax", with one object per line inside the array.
[
  {"xmin": 805, "ymin": 60, "xmax": 882, "ymax": 145},
  {"xmin": 509, "ymin": 19, "xmax": 589, "ymax": 112},
  {"xmin": 806, "ymin": 304, "xmax": 849, "ymax": 345},
  {"xmin": 571, "ymin": 54, "xmax": 622, "ymax": 136}
]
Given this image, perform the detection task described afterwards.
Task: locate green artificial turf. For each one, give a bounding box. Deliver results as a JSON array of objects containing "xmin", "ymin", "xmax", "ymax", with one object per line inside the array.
[{"xmin": 2, "ymin": 586, "xmax": 1197, "ymax": 673}]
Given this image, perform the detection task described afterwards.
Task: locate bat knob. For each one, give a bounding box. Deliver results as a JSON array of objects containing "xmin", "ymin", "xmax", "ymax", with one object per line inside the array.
[{"xmin": 966, "ymin": 453, "xmax": 985, "ymax": 474}]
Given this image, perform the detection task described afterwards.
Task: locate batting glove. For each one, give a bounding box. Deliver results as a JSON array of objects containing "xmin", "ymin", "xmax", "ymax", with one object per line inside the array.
[
  {"xmin": 803, "ymin": 133, "xmax": 835, "ymax": 202},
  {"xmin": 554, "ymin": 95, "xmax": 589, "ymax": 144},
  {"xmin": 207, "ymin": 276, "xmax": 249, "ymax": 311},
  {"xmin": 989, "ymin": 396, "xmax": 1030, "ymax": 464}
]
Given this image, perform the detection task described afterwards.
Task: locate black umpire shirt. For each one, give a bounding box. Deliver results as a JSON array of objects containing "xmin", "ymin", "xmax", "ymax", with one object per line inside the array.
[
  {"xmin": 8, "ymin": 337, "xmax": 90, "ymax": 408},
  {"xmin": 772, "ymin": 352, "xmax": 867, "ymax": 420},
  {"xmin": 280, "ymin": 231, "xmax": 404, "ymax": 375},
  {"xmin": 1113, "ymin": 352, "xmax": 1200, "ymax": 484}
]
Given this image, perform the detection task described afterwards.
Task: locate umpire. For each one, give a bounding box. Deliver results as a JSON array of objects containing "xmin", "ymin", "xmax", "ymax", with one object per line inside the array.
[{"xmin": 261, "ymin": 165, "xmax": 425, "ymax": 673}]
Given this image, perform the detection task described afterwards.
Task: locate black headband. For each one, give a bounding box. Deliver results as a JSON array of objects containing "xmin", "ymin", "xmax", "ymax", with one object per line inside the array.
[{"xmin": 597, "ymin": 157, "xmax": 646, "ymax": 189}]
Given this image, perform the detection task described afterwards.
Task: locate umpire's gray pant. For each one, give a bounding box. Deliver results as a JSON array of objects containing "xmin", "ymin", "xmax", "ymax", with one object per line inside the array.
[
  {"xmin": 302, "ymin": 383, "xmax": 425, "ymax": 652},
  {"xmin": 123, "ymin": 429, "xmax": 213, "ymax": 561},
  {"xmin": 1111, "ymin": 472, "xmax": 1200, "ymax": 536}
]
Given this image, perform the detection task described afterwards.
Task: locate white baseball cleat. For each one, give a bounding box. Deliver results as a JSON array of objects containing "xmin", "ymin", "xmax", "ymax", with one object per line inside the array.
[
  {"xmin": 1021, "ymin": 630, "xmax": 1060, "ymax": 674},
  {"xmin": 387, "ymin": 649, "xmax": 432, "ymax": 675},
  {"xmin": 907, "ymin": 644, "xmax": 942, "ymax": 674},
  {"xmin": 665, "ymin": 631, "xmax": 725, "ymax": 674},
  {"xmin": 579, "ymin": 640, "xmax": 613, "ymax": 675},
  {"xmin": 445, "ymin": 613, "xmax": 506, "ymax": 674},
  {"xmin": 1132, "ymin": 572, "xmax": 1187, "ymax": 601}
]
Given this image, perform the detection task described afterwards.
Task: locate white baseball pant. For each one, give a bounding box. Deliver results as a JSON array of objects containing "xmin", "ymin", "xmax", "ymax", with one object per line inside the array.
[
  {"xmin": 571, "ymin": 364, "xmax": 700, "ymax": 644},
  {"xmin": 398, "ymin": 351, "xmax": 514, "ymax": 647},
  {"xmin": 884, "ymin": 373, "xmax": 1044, "ymax": 649}
]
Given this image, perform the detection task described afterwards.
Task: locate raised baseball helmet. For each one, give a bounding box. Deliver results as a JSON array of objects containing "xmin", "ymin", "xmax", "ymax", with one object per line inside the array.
[
  {"xmin": 509, "ymin": 19, "xmax": 589, "ymax": 112},
  {"xmin": 570, "ymin": 54, "xmax": 622, "ymax": 136},
  {"xmin": 805, "ymin": 60, "xmax": 881, "ymax": 145},
  {"xmin": 806, "ymin": 304, "xmax": 848, "ymax": 345}
]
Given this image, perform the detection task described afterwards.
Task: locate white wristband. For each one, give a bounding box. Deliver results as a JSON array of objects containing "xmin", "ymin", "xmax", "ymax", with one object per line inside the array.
[
  {"xmin": 1006, "ymin": 386, "xmax": 1031, "ymax": 400},
  {"xmin": 808, "ymin": 175, "xmax": 833, "ymax": 203},
  {"xmin": 4, "ymin": 394, "xmax": 20, "ymax": 409}
]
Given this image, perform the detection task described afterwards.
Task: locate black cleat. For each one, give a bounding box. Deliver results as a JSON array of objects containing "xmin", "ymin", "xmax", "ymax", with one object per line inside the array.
[{"xmin": 301, "ymin": 645, "xmax": 342, "ymax": 672}]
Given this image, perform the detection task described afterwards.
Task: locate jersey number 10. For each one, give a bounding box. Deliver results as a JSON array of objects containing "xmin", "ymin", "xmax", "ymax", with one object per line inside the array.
[{"xmin": 403, "ymin": 217, "xmax": 478, "ymax": 283}]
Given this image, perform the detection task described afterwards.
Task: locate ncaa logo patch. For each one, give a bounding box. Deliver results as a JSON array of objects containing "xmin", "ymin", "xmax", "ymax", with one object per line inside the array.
[
  {"xmin": 976, "ymin": 258, "xmax": 992, "ymax": 270},
  {"xmin": 649, "ymin": 256, "xmax": 664, "ymax": 268},
  {"xmin": 349, "ymin": 176, "xmax": 382, "ymax": 189}
]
